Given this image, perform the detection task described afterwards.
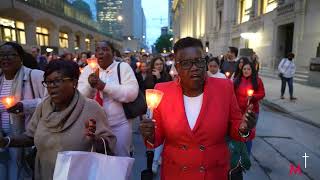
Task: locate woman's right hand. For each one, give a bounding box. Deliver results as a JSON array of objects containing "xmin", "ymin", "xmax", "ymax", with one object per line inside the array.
[
  {"xmin": 139, "ymin": 118, "xmax": 155, "ymax": 143},
  {"xmin": 0, "ymin": 137, "xmax": 8, "ymax": 148}
]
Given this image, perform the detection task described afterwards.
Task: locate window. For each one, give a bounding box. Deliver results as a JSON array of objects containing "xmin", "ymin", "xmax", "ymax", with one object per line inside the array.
[
  {"xmin": 74, "ymin": 35, "xmax": 80, "ymax": 49},
  {"xmin": 239, "ymin": 0, "xmax": 252, "ymax": 23},
  {"xmin": 85, "ymin": 38, "xmax": 91, "ymax": 51},
  {"xmin": 0, "ymin": 17, "xmax": 26, "ymax": 44},
  {"xmin": 217, "ymin": 11, "xmax": 222, "ymax": 30},
  {"xmin": 59, "ymin": 32, "xmax": 68, "ymax": 48},
  {"xmin": 36, "ymin": 26, "xmax": 49, "ymax": 46},
  {"xmin": 259, "ymin": 0, "xmax": 278, "ymax": 15}
]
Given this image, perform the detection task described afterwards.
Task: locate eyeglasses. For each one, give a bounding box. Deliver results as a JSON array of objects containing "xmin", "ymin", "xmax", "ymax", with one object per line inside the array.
[
  {"xmin": 175, "ymin": 57, "xmax": 206, "ymax": 70},
  {"xmin": 0, "ymin": 53, "xmax": 19, "ymax": 60},
  {"xmin": 42, "ymin": 78, "xmax": 73, "ymax": 88}
]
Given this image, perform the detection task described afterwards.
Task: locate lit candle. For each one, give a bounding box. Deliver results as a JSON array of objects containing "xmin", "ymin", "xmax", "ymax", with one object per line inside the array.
[
  {"xmin": 247, "ymin": 89, "xmax": 254, "ymax": 97},
  {"xmin": 247, "ymin": 89, "xmax": 254, "ymax": 105},
  {"xmin": 225, "ymin": 72, "xmax": 230, "ymax": 78},
  {"xmin": 1, "ymin": 96, "xmax": 15, "ymax": 109},
  {"xmin": 136, "ymin": 62, "xmax": 141, "ymax": 68},
  {"xmin": 87, "ymin": 58, "xmax": 98, "ymax": 71},
  {"xmin": 79, "ymin": 67, "xmax": 84, "ymax": 74},
  {"xmin": 145, "ymin": 89, "xmax": 164, "ymax": 119}
]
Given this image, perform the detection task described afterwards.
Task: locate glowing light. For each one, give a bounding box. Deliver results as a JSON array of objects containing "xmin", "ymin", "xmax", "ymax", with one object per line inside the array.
[
  {"xmin": 247, "ymin": 89, "xmax": 254, "ymax": 97},
  {"xmin": 1, "ymin": 96, "xmax": 15, "ymax": 109},
  {"xmin": 87, "ymin": 58, "xmax": 98, "ymax": 71},
  {"xmin": 136, "ymin": 62, "xmax": 141, "ymax": 68},
  {"xmin": 117, "ymin": 15, "xmax": 123, "ymax": 22},
  {"xmin": 145, "ymin": 89, "xmax": 164, "ymax": 110}
]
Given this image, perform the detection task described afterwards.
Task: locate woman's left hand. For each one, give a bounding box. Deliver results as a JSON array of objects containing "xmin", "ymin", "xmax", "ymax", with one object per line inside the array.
[
  {"xmin": 7, "ymin": 102, "xmax": 23, "ymax": 114},
  {"xmin": 239, "ymin": 104, "xmax": 257, "ymax": 134},
  {"xmin": 85, "ymin": 119, "xmax": 96, "ymax": 140},
  {"xmin": 152, "ymin": 69, "xmax": 161, "ymax": 79}
]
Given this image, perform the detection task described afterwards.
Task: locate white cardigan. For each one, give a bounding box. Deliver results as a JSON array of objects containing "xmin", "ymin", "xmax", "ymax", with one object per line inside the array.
[{"xmin": 78, "ymin": 61, "xmax": 139, "ymax": 126}]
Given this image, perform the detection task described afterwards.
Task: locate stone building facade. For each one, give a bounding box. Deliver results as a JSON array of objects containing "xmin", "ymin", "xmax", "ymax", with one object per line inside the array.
[
  {"xmin": 173, "ymin": 0, "xmax": 320, "ymax": 70},
  {"xmin": 0, "ymin": 0, "xmax": 122, "ymax": 55}
]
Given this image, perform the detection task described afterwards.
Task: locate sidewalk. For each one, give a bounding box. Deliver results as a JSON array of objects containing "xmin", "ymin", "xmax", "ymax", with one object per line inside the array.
[{"xmin": 261, "ymin": 76, "xmax": 320, "ymax": 127}]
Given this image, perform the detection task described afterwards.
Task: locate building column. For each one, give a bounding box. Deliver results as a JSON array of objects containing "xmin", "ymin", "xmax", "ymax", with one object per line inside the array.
[
  {"xmin": 250, "ymin": 0, "xmax": 256, "ymax": 19},
  {"xmin": 25, "ymin": 21, "xmax": 37, "ymax": 47},
  {"xmin": 68, "ymin": 32, "xmax": 75, "ymax": 52},
  {"xmin": 80, "ymin": 35, "xmax": 86, "ymax": 52},
  {"xmin": 49, "ymin": 28, "xmax": 59, "ymax": 48}
]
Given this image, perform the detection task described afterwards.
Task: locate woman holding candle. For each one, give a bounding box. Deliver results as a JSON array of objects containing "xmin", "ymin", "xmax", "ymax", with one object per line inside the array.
[
  {"xmin": 78, "ymin": 40, "xmax": 139, "ymax": 157},
  {"xmin": 144, "ymin": 56, "xmax": 172, "ymax": 90},
  {"xmin": 0, "ymin": 42, "xmax": 46, "ymax": 180},
  {"xmin": 233, "ymin": 60, "xmax": 265, "ymax": 155},
  {"xmin": 0, "ymin": 60, "xmax": 116, "ymax": 180},
  {"xmin": 233, "ymin": 57, "xmax": 247, "ymax": 79},
  {"xmin": 140, "ymin": 37, "xmax": 257, "ymax": 180}
]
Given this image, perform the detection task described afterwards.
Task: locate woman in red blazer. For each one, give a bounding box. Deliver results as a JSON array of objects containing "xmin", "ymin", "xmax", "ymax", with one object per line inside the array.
[
  {"xmin": 140, "ymin": 37, "xmax": 257, "ymax": 180},
  {"xmin": 234, "ymin": 57, "xmax": 265, "ymax": 154}
]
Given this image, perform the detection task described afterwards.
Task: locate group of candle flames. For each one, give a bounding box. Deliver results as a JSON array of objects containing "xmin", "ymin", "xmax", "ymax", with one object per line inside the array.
[{"xmin": 1, "ymin": 59, "xmax": 250, "ymax": 117}]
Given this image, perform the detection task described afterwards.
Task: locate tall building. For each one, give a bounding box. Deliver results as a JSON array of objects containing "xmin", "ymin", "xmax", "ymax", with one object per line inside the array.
[
  {"xmin": 168, "ymin": 0, "xmax": 174, "ymax": 31},
  {"xmin": 0, "ymin": 0, "xmax": 122, "ymax": 54},
  {"xmin": 173, "ymin": 0, "xmax": 320, "ymax": 72},
  {"xmin": 96, "ymin": 0, "xmax": 146, "ymax": 51},
  {"xmin": 96, "ymin": 0, "xmax": 123, "ymax": 36}
]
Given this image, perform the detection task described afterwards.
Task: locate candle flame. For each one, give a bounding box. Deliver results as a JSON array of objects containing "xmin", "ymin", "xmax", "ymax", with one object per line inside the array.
[
  {"xmin": 247, "ymin": 89, "xmax": 254, "ymax": 97},
  {"xmin": 87, "ymin": 58, "xmax": 98, "ymax": 70},
  {"xmin": 225, "ymin": 72, "xmax": 230, "ymax": 77},
  {"xmin": 79, "ymin": 68, "xmax": 84, "ymax": 73},
  {"xmin": 136, "ymin": 62, "xmax": 141, "ymax": 67},
  {"xmin": 146, "ymin": 89, "xmax": 164, "ymax": 110},
  {"xmin": 1, "ymin": 96, "xmax": 15, "ymax": 109}
]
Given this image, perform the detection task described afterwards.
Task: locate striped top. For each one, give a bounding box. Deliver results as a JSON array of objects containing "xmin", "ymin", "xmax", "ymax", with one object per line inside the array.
[{"xmin": 0, "ymin": 78, "xmax": 13, "ymax": 134}]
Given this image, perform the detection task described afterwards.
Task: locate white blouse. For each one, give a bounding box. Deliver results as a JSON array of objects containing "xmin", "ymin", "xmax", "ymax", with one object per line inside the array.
[{"xmin": 183, "ymin": 93, "xmax": 203, "ymax": 130}]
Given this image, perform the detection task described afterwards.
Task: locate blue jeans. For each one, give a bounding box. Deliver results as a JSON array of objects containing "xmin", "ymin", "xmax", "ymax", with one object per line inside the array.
[
  {"xmin": 281, "ymin": 77, "xmax": 294, "ymax": 97},
  {"xmin": 245, "ymin": 113, "xmax": 259, "ymax": 155},
  {"xmin": 0, "ymin": 148, "xmax": 22, "ymax": 180}
]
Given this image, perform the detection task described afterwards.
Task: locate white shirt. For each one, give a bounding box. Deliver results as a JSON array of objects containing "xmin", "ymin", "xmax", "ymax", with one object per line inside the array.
[
  {"xmin": 0, "ymin": 78, "xmax": 13, "ymax": 134},
  {"xmin": 183, "ymin": 93, "xmax": 203, "ymax": 130},
  {"xmin": 278, "ymin": 58, "xmax": 296, "ymax": 78},
  {"xmin": 78, "ymin": 61, "xmax": 139, "ymax": 126},
  {"xmin": 207, "ymin": 71, "xmax": 227, "ymax": 79}
]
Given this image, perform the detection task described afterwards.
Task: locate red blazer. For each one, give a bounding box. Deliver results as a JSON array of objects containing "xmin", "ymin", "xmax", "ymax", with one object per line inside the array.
[
  {"xmin": 146, "ymin": 78, "xmax": 253, "ymax": 180},
  {"xmin": 234, "ymin": 76, "xmax": 265, "ymax": 114}
]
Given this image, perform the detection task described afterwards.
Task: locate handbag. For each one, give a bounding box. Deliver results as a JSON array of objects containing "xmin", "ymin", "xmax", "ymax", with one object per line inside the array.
[
  {"xmin": 23, "ymin": 70, "xmax": 37, "ymax": 171},
  {"xmin": 53, "ymin": 137, "xmax": 135, "ymax": 180},
  {"xmin": 117, "ymin": 62, "xmax": 147, "ymax": 119}
]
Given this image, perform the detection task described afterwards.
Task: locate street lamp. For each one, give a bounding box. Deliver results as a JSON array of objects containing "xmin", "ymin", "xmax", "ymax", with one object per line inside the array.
[
  {"xmin": 128, "ymin": 37, "xmax": 131, "ymax": 41},
  {"xmin": 117, "ymin": 15, "xmax": 123, "ymax": 22}
]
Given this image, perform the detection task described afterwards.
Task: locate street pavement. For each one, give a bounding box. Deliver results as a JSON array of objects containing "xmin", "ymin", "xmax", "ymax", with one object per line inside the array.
[
  {"xmin": 260, "ymin": 76, "xmax": 320, "ymax": 128},
  {"xmin": 131, "ymin": 105, "xmax": 320, "ymax": 180}
]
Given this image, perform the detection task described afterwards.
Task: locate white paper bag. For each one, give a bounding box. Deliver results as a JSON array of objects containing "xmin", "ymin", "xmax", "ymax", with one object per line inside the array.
[{"xmin": 53, "ymin": 151, "xmax": 135, "ymax": 180}]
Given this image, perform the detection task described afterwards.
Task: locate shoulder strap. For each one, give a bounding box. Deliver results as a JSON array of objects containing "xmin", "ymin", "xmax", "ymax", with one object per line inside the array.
[
  {"xmin": 29, "ymin": 70, "xmax": 35, "ymax": 98},
  {"xmin": 117, "ymin": 62, "xmax": 122, "ymax": 85}
]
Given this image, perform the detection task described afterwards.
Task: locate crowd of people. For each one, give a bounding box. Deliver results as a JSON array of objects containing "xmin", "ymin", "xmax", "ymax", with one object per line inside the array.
[{"xmin": 0, "ymin": 36, "xmax": 299, "ymax": 180}]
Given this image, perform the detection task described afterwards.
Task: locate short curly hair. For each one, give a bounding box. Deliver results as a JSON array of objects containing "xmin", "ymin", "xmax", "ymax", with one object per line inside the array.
[
  {"xmin": 44, "ymin": 59, "xmax": 80, "ymax": 80},
  {"xmin": 173, "ymin": 37, "xmax": 203, "ymax": 54}
]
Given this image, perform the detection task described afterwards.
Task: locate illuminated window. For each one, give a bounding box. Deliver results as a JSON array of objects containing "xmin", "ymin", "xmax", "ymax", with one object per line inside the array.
[
  {"xmin": 239, "ymin": 0, "xmax": 252, "ymax": 23},
  {"xmin": 59, "ymin": 32, "xmax": 69, "ymax": 48},
  {"xmin": 0, "ymin": 17, "xmax": 26, "ymax": 44},
  {"xmin": 36, "ymin": 26, "xmax": 49, "ymax": 46},
  {"xmin": 259, "ymin": 0, "xmax": 278, "ymax": 15},
  {"xmin": 85, "ymin": 38, "xmax": 91, "ymax": 51},
  {"xmin": 74, "ymin": 35, "xmax": 80, "ymax": 49}
]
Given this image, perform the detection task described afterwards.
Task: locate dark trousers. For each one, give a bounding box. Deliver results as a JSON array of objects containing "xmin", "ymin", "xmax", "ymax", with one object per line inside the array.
[{"xmin": 281, "ymin": 77, "xmax": 293, "ymax": 97}]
